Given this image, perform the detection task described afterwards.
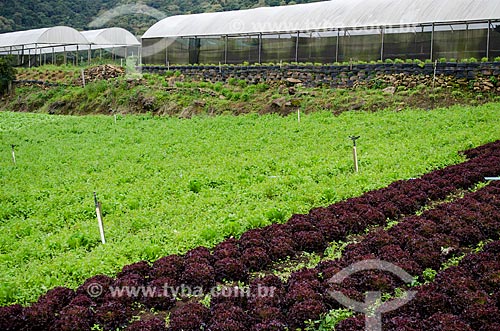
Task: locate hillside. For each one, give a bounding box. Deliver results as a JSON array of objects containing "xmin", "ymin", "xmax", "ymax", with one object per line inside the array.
[{"xmin": 0, "ymin": 0, "xmax": 320, "ymax": 35}]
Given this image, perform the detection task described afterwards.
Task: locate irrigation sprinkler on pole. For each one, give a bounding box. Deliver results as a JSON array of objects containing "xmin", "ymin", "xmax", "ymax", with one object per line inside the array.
[
  {"xmin": 349, "ymin": 136, "xmax": 361, "ymax": 173},
  {"xmin": 11, "ymin": 145, "xmax": 16, "ymax": 165},
  {"xmin": 94, "ymin": 192, "xmax": 106, "ymax": 244}
]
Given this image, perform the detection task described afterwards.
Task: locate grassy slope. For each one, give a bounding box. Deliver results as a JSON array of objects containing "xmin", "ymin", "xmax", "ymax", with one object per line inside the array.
[
  {"xmin": 0, "ymin": 104, "xmax": 499, "ymax": 305},
  {"xmin": 7, "ymin": 65, "xmax": 500, "ymax": 117}
]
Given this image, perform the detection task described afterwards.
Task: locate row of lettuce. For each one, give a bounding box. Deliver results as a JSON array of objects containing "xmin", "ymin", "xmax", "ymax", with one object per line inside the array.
[{"xmin": 1, "ymin": 140, "xmax": 499, "ymax": 330}]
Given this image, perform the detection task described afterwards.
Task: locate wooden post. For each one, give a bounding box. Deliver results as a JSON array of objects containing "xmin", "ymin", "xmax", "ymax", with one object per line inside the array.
[
  {"xmin": 81, "ymin": 69, "xmax": 86, "ymax": 87},
  {"xmin": 297, "ymin": 108, "xmax": 301, "ymax": 123},
  {"xmin": 94, "ymin": 192, "xmax": 106, "ymax": 244},
  {"xmin": 349, "ymin": 136, "xmax": 360, "ymax": 173}
]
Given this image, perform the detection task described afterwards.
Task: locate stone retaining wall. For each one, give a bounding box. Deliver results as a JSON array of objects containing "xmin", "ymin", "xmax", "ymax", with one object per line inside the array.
[{"xmin": 142, "ymin": 62, "xmax": 500, "ymax": 92}]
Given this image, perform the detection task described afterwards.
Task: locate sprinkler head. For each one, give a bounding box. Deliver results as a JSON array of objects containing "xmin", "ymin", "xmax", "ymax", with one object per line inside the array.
[{"xmin": 349, "ymin": 135, "xmax": 360, "ymax": 146}]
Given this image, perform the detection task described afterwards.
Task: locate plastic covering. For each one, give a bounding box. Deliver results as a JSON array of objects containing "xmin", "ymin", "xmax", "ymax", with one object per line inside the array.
[
  {"xmin": 0, "ymin": 26, "xmax": 88, "ymax": 52},
  {"xmin": 142, "ymin": 0, "xmax": 500, "ymax": 64},
  {"xmin": 36, "ymin": 28, "xmax": 141, "ymax": 54},
  {"xmin": 0, "ymin": 27, "xmax": 141, "ymax": 66},
  {"xmin": 82, "ymin": 28, "xmax": 140, "ymax": 47},
  {"xmin": 143, "ymin": 0, "xmax": 500, "ymax": 38}
]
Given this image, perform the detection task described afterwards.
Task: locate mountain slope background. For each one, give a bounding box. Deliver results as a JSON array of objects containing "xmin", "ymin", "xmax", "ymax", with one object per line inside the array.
[{"xmin": 0, "ymin": 0, "xmax": 320, "ymax": 35}]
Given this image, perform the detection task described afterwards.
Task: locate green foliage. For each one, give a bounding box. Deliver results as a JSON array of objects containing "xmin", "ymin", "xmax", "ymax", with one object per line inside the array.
[
  {"xmin": 188, "ymin": 179, "xmax": 202, "ymax": 193},
  {"xmin": 0, "ymin": 103, "xmax": 499, "ymax": 305},
  {"xmin": 0, "ymin": 56, "xmax": 16, "ymax": 96},
  {"xmin": 304, "ymin": 309, "xmax": 354, "ymax": 331},
  {"xmin": 495, "ymin": 56, "xmax": 500, "ymax": 62},
  {"xmin": 422, "ymin": 268, "xmax": 438, "ymax": 283}
]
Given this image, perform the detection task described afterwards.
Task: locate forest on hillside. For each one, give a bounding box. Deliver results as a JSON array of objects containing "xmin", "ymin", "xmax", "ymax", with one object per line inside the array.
[{"xmin": 0, "ymin": 0, "xmax": 320, "ymax": 35}]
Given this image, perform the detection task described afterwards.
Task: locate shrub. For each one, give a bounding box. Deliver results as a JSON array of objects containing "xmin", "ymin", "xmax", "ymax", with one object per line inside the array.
[
  {"xmin": 241, "ymin": 247, "xmax": 271, "ymax": 271},
  {"xmin": 51, "ymin": 305, "xmax": 94, "ymax": 331},
  {"xmin": 0, "ymin": 56, "xmax": 16, "ymax": 96},
  {"xmin": 126, "ymin": 317, "xmax": 166, "ymax": 331},
  {"xmin": 214, "ymin": 257, "xmax": 248, "ymax": 282},
  {"xmin": 151, "ymin": 254, "xmax": 184, "ymax": 279},
  {"xmin": 287, "ymin": 299, "xmax": 326, "ymax": 328},
  {"xmin": 0, "ymin": 304, "xmax": 25, "ymax": 331},
  {"xmin": 169, "ymin": 302, "xmax": 209, "ymax": 331},
  {"xmin": 94, "ymin": 301, "xmax": 131, "ymax": 330},
  {"xmin": 182, "ymin": 262, "xmax": 215, "ymax": 289}
]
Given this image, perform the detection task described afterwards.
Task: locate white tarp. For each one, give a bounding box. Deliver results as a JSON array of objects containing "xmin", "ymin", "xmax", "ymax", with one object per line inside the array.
[
  {"xmin": 143, "ymin": 0, "xmax": 500, "ymax": 39},
  {"xmin": 0, "ymin": 26, "xmax": 89, "ymax": 52}
]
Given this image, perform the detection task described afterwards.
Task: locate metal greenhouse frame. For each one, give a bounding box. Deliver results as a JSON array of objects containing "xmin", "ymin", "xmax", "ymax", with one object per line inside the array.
[
  {"xmin": 0, "ymin": 26, "xmax": 89, "ymax": 66},
  {"xmin": 0, "ymin": 27, "xmax": 141, "ymax": 67},
  {"xmin": 38, "ymin": 28, "xmax": 141, "ymax": 65},
  {"xmin": 141, "ymin": 0, "xmax": 500, "ymax": 65}
]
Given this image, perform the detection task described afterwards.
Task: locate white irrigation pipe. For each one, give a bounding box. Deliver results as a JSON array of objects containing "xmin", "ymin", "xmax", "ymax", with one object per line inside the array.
[
  {"xmin": 94, "ymin": 192, "xmax": 106, "ymax": 244},
  {"xmin": 11, "ymin": 145, "xmax": 16, "ymax": 165},
  {"xmin": 350, "ymin": 136, "xmax": 360, "ymax": 173}
]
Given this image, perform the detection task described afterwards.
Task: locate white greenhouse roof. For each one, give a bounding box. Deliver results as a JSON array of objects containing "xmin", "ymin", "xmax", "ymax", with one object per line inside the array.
[
  {"xmin": 0, "ymin": 26, "xmax": 89, "ymax": 52},
  {"xmin": 143, "ymin": 0, "xmax": 500, "ymax": 38},
  {"xmin": 36, "ymin": 28, "xmax": 141, "ymax": 54},
  {"xmin": 82, "ymin": 28, "xmax": 140, "ymax": 47},
  {"xmin": 0, "ymin": 27, "xmax": 140, "ymax": 55}
]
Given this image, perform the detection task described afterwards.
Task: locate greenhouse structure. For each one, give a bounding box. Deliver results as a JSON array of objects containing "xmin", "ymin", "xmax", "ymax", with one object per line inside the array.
[
  {"xmin": 141, "ymin": 0, "xmax": 500, "ymax": 65},
  {"xmin": 0, "ymin": 27, "xmax": 140, "ymax": 66}
]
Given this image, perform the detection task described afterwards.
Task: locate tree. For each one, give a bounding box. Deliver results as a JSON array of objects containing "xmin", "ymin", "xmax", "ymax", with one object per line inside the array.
[{"xmin": 0, "ymin": 56, "xmax": 16, "ymax": 96}]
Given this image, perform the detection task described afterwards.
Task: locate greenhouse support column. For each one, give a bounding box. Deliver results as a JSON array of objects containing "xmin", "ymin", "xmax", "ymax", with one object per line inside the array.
[
  {"xmin": 430, "ymin": 23, "xmax": 435, "ymax": 61},
  {"xmin": 336, "ymin": 29, "xmax": 340, "ymax": 63},
  {"xmin": 64, "ymin": 46, "xmax": 67, "ymax": 65},
  {"xmin": 258, "ymin": 33, "xmax": 262, "ymax": 64},
  {"xmin": 486, "ymin": 20, "xmax": 491, "ymax": 60},
  {"xmin": 224, "ymin": 35, "xmax": 228, "ymax": 64},
  {"xmin": 34, "ymin": 44, "xmax": 37, "ymax": 67},
  {"xmin": 76, "ymin": 45, "xmax": 79, "ymax": 66},
  {"xmin": 380, "ymin": 27, "xmax": 385, "ymax": 61},
  {"xmin": 165, "ymin": 38, "xmax": 169, "ymax": 66},
  {"xmin": 52, "ymin": 47, "xmax": 55, "ymax": 65},
  {"xmin": 88, "ymin": 45, "xmax": 92, "ymax": 65},
  {"xmin": 295, "ymin": 31, "xmax": 299, "ymax": 62},
  {"xmin": 465, "ymin": 23, "xmax": 469, "ymax": 57}
]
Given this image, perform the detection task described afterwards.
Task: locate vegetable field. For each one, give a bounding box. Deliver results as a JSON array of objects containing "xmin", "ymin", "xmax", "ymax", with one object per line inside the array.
[{"xmin": 0, "ymin": 103, "xmax": 499, "ymax": 330}]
